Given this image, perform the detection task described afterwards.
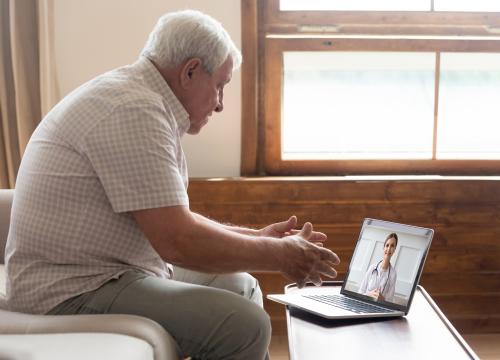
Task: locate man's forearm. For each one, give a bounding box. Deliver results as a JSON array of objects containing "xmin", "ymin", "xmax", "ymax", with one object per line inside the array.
[
  {"xmin": 148, "ymin": 212, "xmax": 281, "ymax": 273},
  {"xmin": 193, "ymin": 212, "xmax": 259, "ymax": 236},
  {"xmin": 166, "ymin": 212, "xmax": 279, "ymax": 273},
  {"xmin": 133, "ymin": 207, "xmax": 276, "ymax": 273},
  {"xmin": 132, "ymin": 205, "xmax": 339, "ymax": 286}
]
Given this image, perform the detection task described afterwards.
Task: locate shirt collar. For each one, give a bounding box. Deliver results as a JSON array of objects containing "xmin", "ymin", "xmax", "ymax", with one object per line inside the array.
[{"xmin": 135, "ymin": 56, "xmax": 191, "ymax": 135}]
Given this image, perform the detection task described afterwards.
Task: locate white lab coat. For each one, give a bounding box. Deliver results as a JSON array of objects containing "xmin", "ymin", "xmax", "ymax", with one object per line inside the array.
[{"xmin": 359, "ymin": 261, "xmax": 397, "ymax": 302}]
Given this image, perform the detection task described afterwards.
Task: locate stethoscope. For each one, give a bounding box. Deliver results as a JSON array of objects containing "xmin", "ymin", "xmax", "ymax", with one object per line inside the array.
[{"xmin": 370, "ymin": 260, "xmax": 391, "ymax": 294}]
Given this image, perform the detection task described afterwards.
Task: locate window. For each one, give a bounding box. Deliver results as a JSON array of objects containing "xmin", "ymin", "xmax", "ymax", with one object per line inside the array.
[
  {"xmin": 280, "ymin": 0, "xmax": 429, "ymax": 12},
  {"xmin": 240, "ymin": 0, "xmax": 500, "ymax": 175},
  {"xmin": 280, "ymin": 0, "xmax": 500, "ymax": 12},
  {"xmin": 438, "ymin": 53, "xmax": 500, "ymax": 159},
  {"xmin": 282, "ymin": 51, "xmax": 435, "ymax": 160}
]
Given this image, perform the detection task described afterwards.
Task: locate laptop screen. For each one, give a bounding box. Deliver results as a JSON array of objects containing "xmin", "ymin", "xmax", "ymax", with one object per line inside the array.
[{"xmin": 341, "ymin": 218, "xmax": 434, "ymax": 313}]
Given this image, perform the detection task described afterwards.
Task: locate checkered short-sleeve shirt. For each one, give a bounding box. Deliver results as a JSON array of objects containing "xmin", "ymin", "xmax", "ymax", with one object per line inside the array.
[{"xmin": 5, "ymin": 57, "xmax": 191, "ymax": 314}]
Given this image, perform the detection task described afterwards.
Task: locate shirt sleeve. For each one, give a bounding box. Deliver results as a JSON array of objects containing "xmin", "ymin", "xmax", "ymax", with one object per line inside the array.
[{"xmin": 83, "ymin": 100, "xmax": 189, "ymax": 213}]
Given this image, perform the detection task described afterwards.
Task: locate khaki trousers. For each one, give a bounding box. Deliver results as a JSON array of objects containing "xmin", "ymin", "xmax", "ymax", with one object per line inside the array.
[{"xmin": 48, "ymin": 268, "xmax": 271, "ymax": 360}]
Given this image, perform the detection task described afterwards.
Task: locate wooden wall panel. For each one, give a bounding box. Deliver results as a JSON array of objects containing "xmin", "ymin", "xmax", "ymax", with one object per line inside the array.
[{"xmin": 188, "ymin": 178, "xmax": 500, "ymax": 334}]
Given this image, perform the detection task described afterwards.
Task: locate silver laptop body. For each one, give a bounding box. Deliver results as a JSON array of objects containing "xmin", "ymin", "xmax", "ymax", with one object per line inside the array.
[{"xmin": 267, "ymin": 218, "xmax": 434, "ymax": 319}]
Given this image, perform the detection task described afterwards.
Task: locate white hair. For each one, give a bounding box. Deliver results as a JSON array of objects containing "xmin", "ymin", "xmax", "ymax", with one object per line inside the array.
[{"xmin": 141, "ymin": 10, "xmax": 242, "ymax": 74}]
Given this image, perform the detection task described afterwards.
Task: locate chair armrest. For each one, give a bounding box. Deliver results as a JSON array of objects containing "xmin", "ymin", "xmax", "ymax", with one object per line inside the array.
[{"xmin": 0, "ymin": 309, "xmax": 180, "ymax": 360}]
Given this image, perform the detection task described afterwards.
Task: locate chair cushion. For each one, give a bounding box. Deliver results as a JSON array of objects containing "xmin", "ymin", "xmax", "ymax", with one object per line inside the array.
[{"xmin": 0, "ymin": 333, "xmax": 154, "ymax": 360}]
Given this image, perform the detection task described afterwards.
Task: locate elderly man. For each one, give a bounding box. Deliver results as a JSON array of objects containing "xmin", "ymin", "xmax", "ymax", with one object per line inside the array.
[{"xmin": 5, "ymin": 10, "xmax": 340, "ymax": 359}]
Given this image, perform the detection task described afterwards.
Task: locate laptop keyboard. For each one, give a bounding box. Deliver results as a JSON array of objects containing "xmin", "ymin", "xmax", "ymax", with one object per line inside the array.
[{"xmin": 303, "ymin": 294, "xmax": 396, "ymax": 314}]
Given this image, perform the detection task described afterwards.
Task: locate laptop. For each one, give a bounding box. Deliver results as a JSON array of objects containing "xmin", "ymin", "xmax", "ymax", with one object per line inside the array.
[{"xmin": 267, "ymin": 218, "xmax": 434, "ymax": 319}]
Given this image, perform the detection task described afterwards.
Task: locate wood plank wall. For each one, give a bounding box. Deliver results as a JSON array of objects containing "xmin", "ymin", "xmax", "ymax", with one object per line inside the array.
[{"xmin": 188, "ymin": 178, "xmax": 500, "ymax": 335}]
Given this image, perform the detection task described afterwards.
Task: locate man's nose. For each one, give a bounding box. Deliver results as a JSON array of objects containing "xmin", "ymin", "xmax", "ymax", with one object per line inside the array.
[
  {"xmin": 215, "ymin": 101, "xmax": 223, "ymax": 112},
  {"xmin": 215, "ymin": 90, "xmax": 224, "ymax": 112}
]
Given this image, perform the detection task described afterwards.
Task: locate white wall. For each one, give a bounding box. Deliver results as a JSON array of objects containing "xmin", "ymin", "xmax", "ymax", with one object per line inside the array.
[{"xmin": 52, "ymin": 0, "xmax": 242, "ymax": 177}]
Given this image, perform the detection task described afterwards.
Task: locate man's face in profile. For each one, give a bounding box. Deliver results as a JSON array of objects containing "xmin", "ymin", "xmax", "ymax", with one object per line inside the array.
[{"xmin": 184, "ymin": 57, "xmax": 233, "ymax": 135}]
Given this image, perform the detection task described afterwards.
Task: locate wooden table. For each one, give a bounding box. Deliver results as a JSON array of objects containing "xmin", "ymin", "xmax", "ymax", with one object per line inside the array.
[{"xmin": 284, "ymin": 282, "xmax": 478, "ymax": 360}]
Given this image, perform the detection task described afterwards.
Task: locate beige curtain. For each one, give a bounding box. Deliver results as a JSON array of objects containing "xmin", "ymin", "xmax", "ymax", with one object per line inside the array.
[
  {"xmin": 0, "ymin": 0, "xmax": 58, "ymax": 188},
  {"xmin": 38, "ymin": 0, "xmax": 60, "ymax": 117}
]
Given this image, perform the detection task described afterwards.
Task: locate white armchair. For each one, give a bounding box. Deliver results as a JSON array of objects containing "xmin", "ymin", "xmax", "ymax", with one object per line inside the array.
[{"xmin": 0, "ymin": 189, "xmax": 180, "ymax": 360}]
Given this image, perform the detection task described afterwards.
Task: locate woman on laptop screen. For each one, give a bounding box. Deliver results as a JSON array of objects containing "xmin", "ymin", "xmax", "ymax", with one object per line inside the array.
[{"xmin": 359, "ymin": 233, "xmax": 398, "ymax": 302}]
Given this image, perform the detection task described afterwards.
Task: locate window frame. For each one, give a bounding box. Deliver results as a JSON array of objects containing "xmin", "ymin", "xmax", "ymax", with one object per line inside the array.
[{"xmin": 240, "ymin": 0, "xmax": 500, "ymax": 175}]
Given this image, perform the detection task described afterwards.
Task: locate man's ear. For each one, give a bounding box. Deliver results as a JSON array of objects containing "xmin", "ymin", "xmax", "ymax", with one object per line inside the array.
[{"xmin": 180, "ymin": 58, "xmax": 202, "ymax": 88}]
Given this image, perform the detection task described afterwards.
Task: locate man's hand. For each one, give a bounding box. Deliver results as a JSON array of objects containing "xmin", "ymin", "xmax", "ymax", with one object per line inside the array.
[
  {"xmin": 259, "ymin": 216, "xmax": 327, "ymax": 246},
  {"xmin": 278, "ymin": 222, "xmax": 340, "ymax": 288}
]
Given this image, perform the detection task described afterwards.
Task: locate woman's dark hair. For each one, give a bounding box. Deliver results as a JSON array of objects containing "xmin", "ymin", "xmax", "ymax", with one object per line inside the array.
[{"xmin": 384, "ymin": 233, "xmax": 398, "ymax": 247}]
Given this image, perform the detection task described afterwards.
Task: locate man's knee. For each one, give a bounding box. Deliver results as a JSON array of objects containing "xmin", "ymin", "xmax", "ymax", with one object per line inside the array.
[
  {"xmin": 168, "ymin": 288, "xmax": 271, "ymax": 359},
  {"xmin": 240, "ymin": 300, "xmax": 271, "ymax": 339},
  {"xmin": 224, "ymin": 298, "xmax": 271, "ymax": 359}
]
